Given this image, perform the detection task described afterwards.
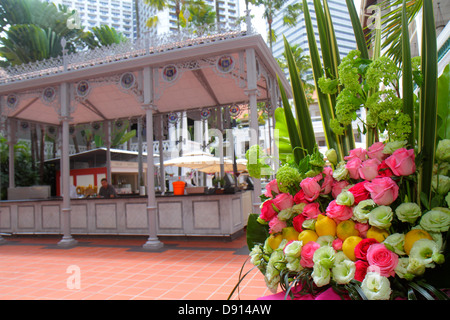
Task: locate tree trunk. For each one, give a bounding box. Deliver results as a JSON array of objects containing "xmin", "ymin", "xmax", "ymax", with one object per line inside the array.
[
  {"xmin": 216, "ymin": 0, "xmax": 220, "ymax": 30},
  {"xmin": 176, "ymin": 1, "xmax": 181, "ymax": 31},
  {"xmin": 134, "ymin": 0, "xmax": 140, "ymax": 38}
]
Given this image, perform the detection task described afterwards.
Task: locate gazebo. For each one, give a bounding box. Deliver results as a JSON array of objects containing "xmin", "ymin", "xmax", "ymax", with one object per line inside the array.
[{"xmin": 0, "ymin": 21, "xmax": 292, "ymax": 249}]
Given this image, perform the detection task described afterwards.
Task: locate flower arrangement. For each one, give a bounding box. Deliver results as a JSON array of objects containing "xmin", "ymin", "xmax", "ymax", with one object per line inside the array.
[
  {"xmin": 247, "ymin": 141, "xmax": 450, "ymax": 300},
  {"xmin": 232, "ymin": 0, "xmax": 449, "ymax": 301}
]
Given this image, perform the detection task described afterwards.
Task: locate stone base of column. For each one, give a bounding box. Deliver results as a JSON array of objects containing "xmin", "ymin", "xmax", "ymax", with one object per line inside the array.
[
  {"xmin": 57, "ymin": 236, "xmax": 78, "ymax": 248},
  {"xmin": 142, "ymin": 237, "xmax": 164, "ymax": 251}
]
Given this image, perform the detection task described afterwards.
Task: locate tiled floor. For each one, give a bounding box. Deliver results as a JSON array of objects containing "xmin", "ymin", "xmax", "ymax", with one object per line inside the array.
[{"xmin": 0, "ymin": 234, "xmax": 273, "ymax": 300}]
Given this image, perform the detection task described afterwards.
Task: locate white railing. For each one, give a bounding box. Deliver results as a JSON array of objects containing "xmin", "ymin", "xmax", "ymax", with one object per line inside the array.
[{"xmin": 0, "ymin": 23, "xmax": 249, "ymax": 85}]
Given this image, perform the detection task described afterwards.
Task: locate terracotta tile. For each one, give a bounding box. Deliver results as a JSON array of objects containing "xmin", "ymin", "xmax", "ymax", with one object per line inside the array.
[{"xmin": 0, "ymin": 235, "xmax": 269, "ymax": 301}]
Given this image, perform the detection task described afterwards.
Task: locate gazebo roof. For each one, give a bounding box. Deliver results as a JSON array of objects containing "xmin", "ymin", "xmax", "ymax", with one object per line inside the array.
[{"xmin": 0, "ymin": 28, "xmax": 291, "ymax": 127}]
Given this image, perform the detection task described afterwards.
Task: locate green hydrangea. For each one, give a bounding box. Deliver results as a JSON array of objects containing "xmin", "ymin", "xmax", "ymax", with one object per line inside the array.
[
  {"xmin": 386, "ymin": 113, "xmax": 412, "ymax": 142},
  {"xmin": 335, "ymin": 88, "xmax": 364, "ymax": 126},
  {"xmin": 330, "ymin": 118, "xmax": 345, "ymax": 135},
  {"xmin": 276, "ymin": 164, "xmax": 302, "ymax": 193},
  {"xmin": 318, "ymin": 76, "xmax": 339, "ymax": 95},
  {"xmin": 245, "ymin": 145, "xmax": 271, "ymax": 179},
  {"xmin": 365, "ymin": 56, "xmax": 400, "ymax": 89},
  {"xmin": 365, "ymin": 90, "xmax": 403, "ymax": 126},
  {"xmin": 338, "ymin": 49, "xmax": 362, "ymax": 93}
]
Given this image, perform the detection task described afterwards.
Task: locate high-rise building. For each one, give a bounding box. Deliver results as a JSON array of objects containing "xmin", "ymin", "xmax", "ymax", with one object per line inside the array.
[
  {"xmin": 49, "ymin": 0, "xmax": 135, "ymax": 40},
  {"xmin": 271, "ymin": 0, "xmax": 357, "ymax": 61},
  {"xmin": 137, "ymin": 0, "xmax": 241, "ymax": 38}
]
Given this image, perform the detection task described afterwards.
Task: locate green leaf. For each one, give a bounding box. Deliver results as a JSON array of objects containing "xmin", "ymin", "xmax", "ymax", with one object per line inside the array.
[
  {"xmin": 278, "ymin": 75, "xmax": 305, "ymax": 164},
  {"xmin": 118, "ymin": 129, "xmax": 136, "ymax": 145},
  {"xmin": 408, "ymin": 282, "xmax": 435, "ymax": 300},
  {"xmin": 94, "ymin": 134, "xmax": 103, "ymax": 148},
  {"xmin": 437, "ymin": 64, "xmax": 450, "ymax": 140},
  {"xmin": 246, "ymin": 213, "xmax": 269, "ymax": 251},
  {"xmin": 401, "ymin": 0, "xmax": 414, "ymax": 147},
  {"xmin": 345, "ymin": 0, "xmax": 369, "ymax": 59},
  {"xmin": 420, "ymin": 191, "xmax": 430, "ymax": 211},
  {"xmin": 274, "ymin": 107, "xmax": 294, "ymax": 164},
  {"xmin": 283, "ymin": 36, "xmax": 316, "ymax": 155},
  {"xmin": 302, "ymin": 0, "xmax": 343, "ymax": 161},
  {"xmin": 418, "ymin": 0, "xmax": 438, "ymax": 207}
]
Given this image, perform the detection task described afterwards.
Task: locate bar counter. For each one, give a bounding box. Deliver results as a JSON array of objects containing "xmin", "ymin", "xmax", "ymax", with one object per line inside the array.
[{"xmin": 0, "ymin": 190, "xmax": 253, "ymax": 238}]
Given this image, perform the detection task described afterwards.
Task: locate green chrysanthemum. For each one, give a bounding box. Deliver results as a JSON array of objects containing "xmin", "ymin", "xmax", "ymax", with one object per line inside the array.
[{"xmin": 275, "ymin": 164, "xmax": 302, "ymax": 193}]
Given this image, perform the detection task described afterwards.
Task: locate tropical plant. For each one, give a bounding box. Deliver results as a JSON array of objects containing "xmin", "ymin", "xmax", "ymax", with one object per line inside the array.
[
  {"xmin": 253, "ymin": 0, "xmax": 302, "ymax": 52},
  {"xmin": 180, "ymin": 0, "xmax": 216, "ymax": 29},
  {"xmin": 83, "ymin": 25, "xmax": 129, "ymax": 49},
  {"xmin": 0, "ymin": 0, "xmax": 87, "ymax": 66},
  {"xmin": 0, "ymin": 135, "xmax": 39, "ymax": 200},
  {"xmin": 366, "ymin": 0, "xmax": 424, "ymax": 65}
]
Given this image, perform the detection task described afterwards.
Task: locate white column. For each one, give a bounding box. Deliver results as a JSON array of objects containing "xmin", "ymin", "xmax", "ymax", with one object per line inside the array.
[
  {"xmin": 142, "ymin": 105, "xmax": 163, "ymax": 250},
  {"xmin": 142, "ymin": 66, "xmax": 163, "ymax": 250},
  {"xmin": 105, "ymin": 120, "xmax": 112, "ymax": 183},
  {"xmin": 158, "ymin": 114, "xmax": 165, "ymax": 195},
  {"xmin": 137, "ymin": 117, "xmax": 144, "ymax": 191},
  {"xmin": 7, "ymin": 119, "xmax": 16, "ymax": 190},
  {"xmin": 58, "ymin": 82, "xmax": 77, "ymax": 247},
  {"xmin": 246, "ymin": 48, "xmax": 262, "ymax": 214}
]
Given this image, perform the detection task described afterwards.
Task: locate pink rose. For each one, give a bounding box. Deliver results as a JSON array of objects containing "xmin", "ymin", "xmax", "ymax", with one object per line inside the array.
[
  {"xmin": 344, "ymin": 148, "xmax": 367, "ymax": 161},
  {"xmin": 292, "ymin": 214, "xmax": 306, "ymax": 233},
  {"xmin": 364, "ymin": 177, "xmax": 399, "ymax": 206},
  {"xmin": 300, "ymin": 241, "xmax": 321, "ymax": 268},
  {"xmin": 346, "ymin": 157, "xmax": 362, "ymax": 180},
  {"xmin": 359, "ymin": 158, "xmax": 381, "ymax": 181},
  {"xmin": 366, "ymin": 243, "xmax": 399, "ymax": 277},
  {"xmin": 300, "ymin": 177, "xmax": 321, "ymax": 202},
  {"xmin": 332, "ymin": 238, "xmax": 343, "ymax": 251},
  {"xmin": 325, "ymin": 200, "xmax": 353, "ymax": 224},
  {"xmin": 294, "ymin": 190, "xmax": 308, "ymax": 204},
  {"xmin": 355, "ymin": 222, "xmax": 369, "ymax": 238},
  {"xmin": 260, "ymin": 199, "xmax": 277, "ymax": 222},
  {"xmin": 331, "ymin": 180, "xmax": 350, "ymax": 198},
  {"xmin": 367, "ymin": 142, "xmax": 386, "ymax": 162},
  {"xmin": 384, "ymin": 148, "xmax": 416, "ymax": 176},
  {"xmin": 272, "ymin": 193, "xmax": 295, "ymax": 211},
  {"xmin": 320, "ymin": 167, "xmax": 334, "ymax": 194},
  {"xmin": 264, "ymin": 179, "xmax": 280, "ymax": 198},
  {"xmin": 269, "ymin": 216, "xmax": 286, "ymax": 234},
  {"xmin": 302, "ymin": 203, "xmax": 321, "ymax": 219}
]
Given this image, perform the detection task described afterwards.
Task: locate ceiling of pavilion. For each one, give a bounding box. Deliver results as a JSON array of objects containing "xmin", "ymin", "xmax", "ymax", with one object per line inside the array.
[{"xmin": 0, "ymin": 30, "xmax": 290, "ymax": 127}]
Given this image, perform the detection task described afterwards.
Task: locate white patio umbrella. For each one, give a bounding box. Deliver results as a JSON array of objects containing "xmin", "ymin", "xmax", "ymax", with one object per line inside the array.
[{"xmin": 159, "ymin": 155, "xmax": 247, "ymax": 174}]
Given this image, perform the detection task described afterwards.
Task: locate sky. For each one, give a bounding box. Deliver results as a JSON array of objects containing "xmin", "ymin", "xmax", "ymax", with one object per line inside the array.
[{"xmin": 238, "ymin": 0, "xmax": 362, "ymax": 39}]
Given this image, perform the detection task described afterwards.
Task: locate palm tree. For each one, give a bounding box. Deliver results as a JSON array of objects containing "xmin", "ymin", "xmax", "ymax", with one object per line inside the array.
[
  {"xmin": 254, "ymin": 0, "xmax": 302, "ymax": 52},
  {"xmin": 144, "ymin": 0, "xmax": 216, "ymax": 32},
  {"xmin": 83, "ymin": 25, "xmax": 129, "ymax": 49},
  {"xmin": 364, "ymin": 0, "xmax": 424, "ymax": 64},
  {"xmin": 0, "ymin": 0, "xmax": 87, "ymax": 66}
]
